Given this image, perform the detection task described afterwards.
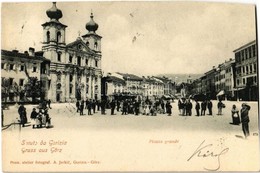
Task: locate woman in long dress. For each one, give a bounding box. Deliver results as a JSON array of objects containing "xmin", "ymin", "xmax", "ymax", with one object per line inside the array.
[{"xmin": 231, "ymin": 105, "xmax": 240, "ymax": 125}]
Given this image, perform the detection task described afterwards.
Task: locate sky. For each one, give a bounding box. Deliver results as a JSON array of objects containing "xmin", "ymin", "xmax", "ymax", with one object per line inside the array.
[{"xmin": 1, "ymin": 1, "xmax": 257, "ymax": 75}]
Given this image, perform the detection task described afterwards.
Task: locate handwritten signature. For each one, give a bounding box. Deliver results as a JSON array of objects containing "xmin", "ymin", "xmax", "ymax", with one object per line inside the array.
[{"xmin": 187, "ymin": 140, "xmax": 229, "ymax": 171}]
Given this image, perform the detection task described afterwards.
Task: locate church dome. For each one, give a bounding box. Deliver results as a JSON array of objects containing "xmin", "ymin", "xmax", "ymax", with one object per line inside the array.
[
  {"xmin": 46, "ymin": 2, "xmax": 63, "ymax": 21},
  {"xmin": 85, "ymin": 12, "xmax": 99, "ymax": 33}
]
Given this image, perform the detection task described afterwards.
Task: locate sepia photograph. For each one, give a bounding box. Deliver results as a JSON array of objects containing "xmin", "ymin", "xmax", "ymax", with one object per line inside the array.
[{"xmin": 1, "ymin": 1, "xmax": 259, "ymax": 172}]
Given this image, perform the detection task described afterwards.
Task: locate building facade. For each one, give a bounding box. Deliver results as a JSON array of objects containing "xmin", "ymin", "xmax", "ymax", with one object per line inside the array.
[
  {"xmin": 234, "ymin": 40, "xmax": 258, "ymax": 101},
  {"xmin": 41, "ymin": 2, "xmax": 102, "ymax": 102},
  {"xmin": 1, "ymin": 49, "xmax": 48, "ymax": 102}
]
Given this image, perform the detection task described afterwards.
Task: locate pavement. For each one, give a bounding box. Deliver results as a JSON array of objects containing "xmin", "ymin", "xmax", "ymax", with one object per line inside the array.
[{"xmin": 2, "ymin": 100, "xmax": 260, "ymax": 171}]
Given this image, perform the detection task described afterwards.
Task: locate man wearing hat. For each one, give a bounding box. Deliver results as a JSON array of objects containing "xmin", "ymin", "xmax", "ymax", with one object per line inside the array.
[
  {"xmin": 241, "ymin": 103, "xmax": 251, "ymax": 139},
  {"xmin": 30, "ymin": 108, "xmax": 38, "ymax": 129}
]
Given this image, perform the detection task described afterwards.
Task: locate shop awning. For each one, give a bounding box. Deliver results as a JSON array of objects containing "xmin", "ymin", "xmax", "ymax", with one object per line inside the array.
[{"xmin": 216, "ymin": 90, "xmax": 224, "ymax": 96}]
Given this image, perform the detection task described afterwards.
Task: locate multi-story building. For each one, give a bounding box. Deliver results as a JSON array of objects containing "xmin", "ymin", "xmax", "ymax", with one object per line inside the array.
[
  {"xmin": 1, "ymin": 49, "xmax": 49, "ymax": 102},
  {"xmin": 153, "ymin": 76, "xmax": 175, "ymax": 96},
  {"xmin": 39, "ymin": 2, "xmax": 102, "ymax": 102},
  {"xmin": 215, "ymin": 59, "xmax": 236, "ymax": 100},
  {"xmin": 200, "ymin": 75, "xmax": 207, "ymax": 94},
  {"xmin": 204, "ymin": 67, "xmax": 216, "ymax": 99},
  {"xmin": 234, "ymin": 40, "xmax": 258, "ymax": 101},
  {"xmin": 117, "ymin": 73, "xmax": 144, "ymax": 98},
  {"xmin": 224, "ymin": 59, "xmax": 236, "ymax": 99},
  {"xmin": 101, "ymin": 73, "xmax": 126, "ymax": 101}
]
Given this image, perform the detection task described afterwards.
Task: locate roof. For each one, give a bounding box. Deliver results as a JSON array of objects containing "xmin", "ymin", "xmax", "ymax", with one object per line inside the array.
[
  {"xmin": 142, "ymin": 77, "xmax": 156, "ymax": 83},
  {"xmin": 82, "ymin": 32, "xmax": 102, "ymax": 39},
  {"xmin": 117, "ymin": 72, "xmax": 143, "ymax": 81},
  {"xmin": 106, "ymin": 76, "xmax": 126, "ymax": 85},
  {"xmin": 66, "ymin": 38, "xmax": 96, "ymax": 54},
  {"xmin": 41, "ymin": 20, "xmax": 67, "ymax": 28},
  {"xmin": 233, "ymin": 40, "xmax": 256, "ymax": 52},
  {"xmin": 1, "ymin": 49, "xmax": 49, "ymax": 62},
  {"xmin": 153, "ymin": 76, "xmax": 171, "ymax": 83}
]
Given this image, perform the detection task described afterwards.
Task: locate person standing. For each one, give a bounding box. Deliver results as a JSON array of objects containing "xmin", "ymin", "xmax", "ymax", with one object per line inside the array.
[
  {"xmin": 18, "ymin": 104, "xmax": 27, "ymax": 127},
  {"xmin": 44, "ymin": 109, "xmax": 51, "ymax": 128},
  {"xmin": 241, "ymin": 103, "xmax": 251, "ymax": 139},
  {"xmin": 36, "ymin": 109, "xmax": 43, "ymax": 128},
  {"xmin": 195, "ymin": 100, "xmax": 200, "ymax": 116},
  {"xmin": 217, "ymin": 100, "xmax": 224, "ymax": 115},
  {"xmin": 182, "ymin": 98, "xmax": 186, "ymax": 116},
  {"xmin": 122, "ymin": 100, "xmax": 128, "ymax": 115},
  {"xmin": 110, "ymin": 99, "xmax": 116, "ymax": 115},
  {"xmin": 80, "ymin": 100, "xmax": 84, "ymax": 115},
  {"xmin": 87, "ymin": 99, "xmax": 92, "ymax": 115},
  {"xmin": 185, "ymin": 99, "xmax": 192, "ymax": 116},
  {"xmin": 207, "ymin": 100, "xmax": 213, "ymax": 115},
  {"xmin": 30, "ymin": 108, "xmax": 38, "ymax": 129},
  {"xmin": 134, "ymin": 100, "xmax": 140, "ymax": 116},
  {"xmin": 178, "ymin": 98, "xmax": 183, "ymax": 115},
  {"xmin": 166, "ymin": 101, "xmax": 172, "ymax": 116},
  {"xmin": 116, "ymin": 100, "xmax": 121, "ymax": 112},
  {"xmin": 92, "ymin": 100, "xmax": 96, "ymax": 114},
  {"xmin": 201, "ymin": 100, "xmax": 207, "ymax": 116},
  {"xmin": 47, "ymin": 99, "xmax": 52, "ymax": 109},
  {"xmin": 97, "ymin": 100, "xmax": 101, "ymax": 111},
  {"xmin": 231, "ymin": 105, "xmax": 240, "ymax": 125},
  {"xmin": 161, "ymin": 100, "xmax": 165, "ymax": 114},
  {"xmin": 101, "ymin": 99, "xmax": 106, "ymax": 115},
  {"xmin": 76, "ymin": 100, "xmax": 80, "ymax": 112}
]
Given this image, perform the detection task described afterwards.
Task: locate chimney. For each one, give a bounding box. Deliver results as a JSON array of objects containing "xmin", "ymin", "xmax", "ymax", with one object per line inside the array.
[
  {"xmin": 24, "ymin": 51, "xmax": 29, "ymax": 56},
  {"xmin": 29, "ymin": 47, "xmax": 35, "ymax": 56}
]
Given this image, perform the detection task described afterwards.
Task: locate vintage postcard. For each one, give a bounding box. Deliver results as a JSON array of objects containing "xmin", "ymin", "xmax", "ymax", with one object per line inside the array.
[{"xmin": 1, "ymin": 1, "xmax": 259, "ymax": 172}]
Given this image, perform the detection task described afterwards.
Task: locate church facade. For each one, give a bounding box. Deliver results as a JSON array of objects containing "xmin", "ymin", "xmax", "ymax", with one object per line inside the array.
[{"xmin": 40, "ymin": 2, "xmax": 102, "ymax": 102}]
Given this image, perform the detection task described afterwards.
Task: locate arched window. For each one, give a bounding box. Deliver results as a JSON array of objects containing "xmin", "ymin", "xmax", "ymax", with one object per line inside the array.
[
  {"xmin": 86, "ymin": 84, "xmax": 89, "ymax": 94},
  {"xmin": 69, "ymin": 84, "xmax": 73, "ymax": 94},
  {"xmin": 46, "ymin": 31, "xmax": 50, "ymax": 42},
  {"xmin": 57, "ymin": 52, "xmax": 61, "ymax": 62},
  {"xmin": 94, "ymin": 42, "xmax": 98, "ymax": 50},
  {"xmin": 69, "ymin": 55, "xmax": 73, "ymax": 63},
  {"xmin": 69, "ymin": 74, "xmax": 73, "ymax": 82},
  {"xmin": 57, "ymin": 72, "xmax": 61, "ymax": 81},
  {"xmin": 57, "ymin": 83, "xmax": 61, "ymax": 90},
  {"xmin": 77, "ymin": 56, "xmax": 81, "ymax": 66},
  {"xmin": 86, "ymin": 41, "xmax": 89, "ymax": 47},
  {"xmin": 57, "ymin": 31, "xmax": 61, "ymax": 43}
]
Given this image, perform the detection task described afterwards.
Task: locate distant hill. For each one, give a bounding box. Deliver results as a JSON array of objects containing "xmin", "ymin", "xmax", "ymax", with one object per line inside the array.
[{"xmin": 157, "ymin": 74, "xmax": 203, "ymax": 83}]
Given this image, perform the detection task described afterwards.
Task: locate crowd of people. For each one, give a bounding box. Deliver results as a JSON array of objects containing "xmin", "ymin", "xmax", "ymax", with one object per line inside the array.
[
  {"xmin": 177, "ymin": 98, "xmax": 227, "ymax": 116},
  {"xmin": 75, "ymin": 98, "xmax": 173, "ymax": 116},
  {"xmin": 13, "ymin": 97, "xmax": 252, "ymax": 139},
  {"xmin": 17, "ymin": 99, "xmax": 52, "ymax": 129}
]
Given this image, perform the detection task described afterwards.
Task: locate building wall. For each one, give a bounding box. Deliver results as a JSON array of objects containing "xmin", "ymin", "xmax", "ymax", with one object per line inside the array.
[
  {"xmin": 234, "ymin": 40, "xmax": 257, "ymax": 101},
  {"xmin": 1, "ymin": 51, "xmax": 43, "ymax": 102}
]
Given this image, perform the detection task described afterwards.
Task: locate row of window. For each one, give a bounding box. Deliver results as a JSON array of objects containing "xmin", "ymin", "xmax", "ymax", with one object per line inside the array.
[
  {"xmin": 2, "ymin": 77, "xmax": 25, "ymax": 86},
  {"xmin": 235, "ymin": 44, "xmax": 256, "ymax": 62},
  {"xmin": 58, "ymin": 53, "xmax": 99, "ymax": 67},
  {"xmin": 46, "ymin": 31, "xmax": 62, "ymax": 43},
  {"xmin": 215, "ymin": 74, "xmax": 225, "ymax": 81},
  {"xmin": 68, "ymin": 75, "xmax": 98, "ymax": 83},
  {"xmin": 1, "ymin": 63, "xmax": 37, "ymax": 72},
  {"xmin": 236, "ymin": 63, "xmax": 257, "ymax": 75},
  {"xmin": 237, "ymin": 76, "xmax": 257, "ymax": 86}
]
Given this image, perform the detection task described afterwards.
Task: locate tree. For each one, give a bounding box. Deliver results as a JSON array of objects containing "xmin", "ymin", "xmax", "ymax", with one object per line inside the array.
[
  {"xmin": 24, "ymin": 77, "xmax": 43, "ymax": 102},
  {"xmin": 1, "ymin": 78, "xmax": 20, "ymax": 102},
  {"xmin": 1, "ymin": 78, "xmax": 10, "ymax": 102}
]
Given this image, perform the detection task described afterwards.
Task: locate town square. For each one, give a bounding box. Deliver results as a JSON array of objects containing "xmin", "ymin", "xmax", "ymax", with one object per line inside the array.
[{"xmin": 1, "ymin": 1, "xmax": 259, "ymax": 172}]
